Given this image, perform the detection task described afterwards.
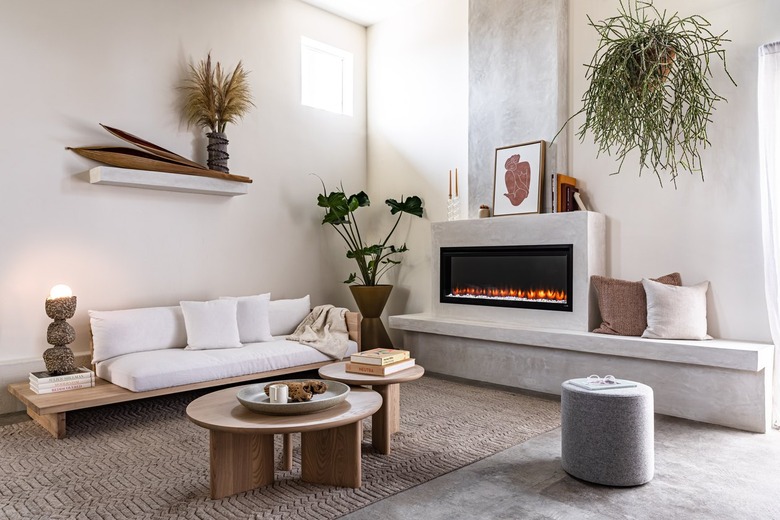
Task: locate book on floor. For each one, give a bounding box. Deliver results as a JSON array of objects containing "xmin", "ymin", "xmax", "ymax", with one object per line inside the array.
[
  {"xmin": 345, "ymin": 358, "xmax": 416, "ymax": 376},
  {"xmin": 568, "ymin": 378, "xmax": 637, "ymax": 391},
  {"xmin": 350, "ymin": 348, "xmax": 411, "ymax": 366},
  {"xmin": 29, "ymin": 366, "xmax": 94, "ymax": 384}
]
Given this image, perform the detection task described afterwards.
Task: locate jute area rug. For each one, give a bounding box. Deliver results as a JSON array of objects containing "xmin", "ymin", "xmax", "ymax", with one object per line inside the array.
[{"xmin": 0, "ymin": 375, "xmax": 560, "ymax": 520}]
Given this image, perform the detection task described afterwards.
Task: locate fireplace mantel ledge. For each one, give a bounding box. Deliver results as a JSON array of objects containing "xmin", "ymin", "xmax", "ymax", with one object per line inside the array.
[{"xmin": 389, "ymin": 313, "xmax": 773, "ymax": 373}]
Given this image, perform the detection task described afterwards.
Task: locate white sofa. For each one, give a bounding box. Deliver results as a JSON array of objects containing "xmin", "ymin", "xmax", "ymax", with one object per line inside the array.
[
  {"xmin": 7, "ymin": 294, "xmax": 362, "ymax": 439},
  {"xmin": 89, "ymin": 294, "xmax": 359, "ymax": 392}
]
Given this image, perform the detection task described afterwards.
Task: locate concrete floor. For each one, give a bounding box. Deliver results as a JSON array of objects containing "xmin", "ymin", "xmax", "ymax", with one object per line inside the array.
[{"xmin": 344, "ymin": 414, "xmax": 780, "ymax": 520}]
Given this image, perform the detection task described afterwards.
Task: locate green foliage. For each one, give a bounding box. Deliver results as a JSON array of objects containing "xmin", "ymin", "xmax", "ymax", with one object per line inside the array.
[
  {"xmin": 316, "ymin": 179, "xmax": 424, "ymax": 286},
  {"xmin": 181, "ymin": 52, "xmax": 254, "ymax": 134},
  {"xmin": 557, "ymin": 0, "xmax": 736, "ymax": 187}
]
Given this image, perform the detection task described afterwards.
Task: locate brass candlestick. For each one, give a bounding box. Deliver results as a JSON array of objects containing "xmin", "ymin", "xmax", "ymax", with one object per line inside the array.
[{"xmin": 43, "ymin": 285, "xmax": 77, "ymax": 375}]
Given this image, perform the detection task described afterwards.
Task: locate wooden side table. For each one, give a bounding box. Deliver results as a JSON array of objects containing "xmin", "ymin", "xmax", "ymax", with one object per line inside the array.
[
  {"xmin": 318, "ymin": 362, "xmax": 424, "ymax": 454},
  {"xmin": 186, "ymin": 386, "xmax": 382, "ymax": 499}
]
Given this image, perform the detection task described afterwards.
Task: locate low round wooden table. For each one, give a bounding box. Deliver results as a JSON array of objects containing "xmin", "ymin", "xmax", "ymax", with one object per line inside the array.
[
  {"xmin": 318, "ymin": 362, "xmax": 425, "ymax": 455},
  {"xmin": 186, "ymin": 385, "xmax": 382, "ymax": 499}
]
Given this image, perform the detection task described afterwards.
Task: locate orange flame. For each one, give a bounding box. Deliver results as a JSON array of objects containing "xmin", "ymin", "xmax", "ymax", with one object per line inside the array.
[{"xmin": 450, "ymin": 286, "xmax": 567, "ymax": 302}]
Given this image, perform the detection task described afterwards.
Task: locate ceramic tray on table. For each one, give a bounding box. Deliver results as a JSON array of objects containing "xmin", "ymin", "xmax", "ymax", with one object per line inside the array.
[{"xmin": 236, "ymin": 379, "xmax": 350, "ymax": 415}]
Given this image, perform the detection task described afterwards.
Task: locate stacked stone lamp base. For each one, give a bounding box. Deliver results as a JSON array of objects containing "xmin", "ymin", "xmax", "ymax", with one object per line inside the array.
[{"xmin": 43, "ymin": 294, "xmax": 77, "ymax": 375}]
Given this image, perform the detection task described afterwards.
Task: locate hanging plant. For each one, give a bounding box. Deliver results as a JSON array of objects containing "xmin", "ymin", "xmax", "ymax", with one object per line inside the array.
[{"xmin": 557, "ymin": 0, "xmax": 736, "ymax": 187}]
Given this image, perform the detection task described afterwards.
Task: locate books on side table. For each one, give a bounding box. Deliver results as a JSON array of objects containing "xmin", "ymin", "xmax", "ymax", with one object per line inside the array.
[
  {"xmin": 29, "ymin": 366, "xmax": 95, "ymax": 394},
  {"xmin": 346, "ymin": 348, "xmax": 416, "ymax": 376}
]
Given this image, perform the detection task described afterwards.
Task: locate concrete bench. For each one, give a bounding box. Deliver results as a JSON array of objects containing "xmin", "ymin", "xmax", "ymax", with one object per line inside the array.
[{"xmin": 390, "ymin": 313, "xmax": 774, "ymax": 433}]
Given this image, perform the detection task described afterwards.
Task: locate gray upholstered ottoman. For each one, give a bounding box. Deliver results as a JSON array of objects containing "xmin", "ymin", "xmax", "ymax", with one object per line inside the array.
[{"xmin": 561, "ymin": 379, "xmax": 654, "ymax": 486}]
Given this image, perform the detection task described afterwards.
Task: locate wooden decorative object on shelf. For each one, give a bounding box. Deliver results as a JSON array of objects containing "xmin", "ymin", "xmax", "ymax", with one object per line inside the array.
[
  {"xmin": 68, "ymin": 123, "xmax": 253, "ymax": 185},
  {"xmin": 69, "ymin": 146, "xmax": 252, "ymax": 183},
  {"xmin": 99, "ymin": 124, "xmax": 208, "ymax": 171}
]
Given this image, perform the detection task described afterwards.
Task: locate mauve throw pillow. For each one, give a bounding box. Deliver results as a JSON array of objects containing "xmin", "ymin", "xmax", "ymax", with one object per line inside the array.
[{"xmin": 591, "ymin": 272, "xmax": 682, "ymax": 336}]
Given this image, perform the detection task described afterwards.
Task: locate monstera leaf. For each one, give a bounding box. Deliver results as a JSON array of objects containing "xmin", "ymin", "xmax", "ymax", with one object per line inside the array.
[
  {"xmin": 503, "ymin": 154, "xmax": 531, "ymax": 206},
  {"xmin": 316, "ymin": 177, "xmax": 424, "ymax": 285},
  {"xmin": 386, "ymin": 196, "xmax": 423, "ymax": 217}
]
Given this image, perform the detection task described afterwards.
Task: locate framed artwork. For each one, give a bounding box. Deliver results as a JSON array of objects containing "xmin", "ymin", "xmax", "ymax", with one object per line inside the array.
[{"xmin": 492, "ymin": 140, "xmax": 546, "ymax": 217}]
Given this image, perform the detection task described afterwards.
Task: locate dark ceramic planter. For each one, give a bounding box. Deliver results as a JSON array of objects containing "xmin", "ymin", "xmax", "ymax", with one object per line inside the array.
[{"xmin": 349, "ymin": 285, "xmax": 394, "ymax": 349}]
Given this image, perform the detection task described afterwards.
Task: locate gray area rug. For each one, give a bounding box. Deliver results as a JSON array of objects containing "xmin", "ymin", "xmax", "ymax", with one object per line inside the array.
[{"xmin": 0, "ymin": 376, "xmax": 560, "ymax": 520}]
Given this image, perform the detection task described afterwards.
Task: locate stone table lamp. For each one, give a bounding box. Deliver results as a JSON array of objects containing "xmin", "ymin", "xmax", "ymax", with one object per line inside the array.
[{"xmin": 44, "ymin": 284, "xmax": 77, "ymax": 375}]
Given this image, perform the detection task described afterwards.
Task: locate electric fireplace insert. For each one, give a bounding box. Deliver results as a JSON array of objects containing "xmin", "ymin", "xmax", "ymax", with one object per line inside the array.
[{"xmin": 440, "ymin": 244, "xmax": 573, "ymax": 311}]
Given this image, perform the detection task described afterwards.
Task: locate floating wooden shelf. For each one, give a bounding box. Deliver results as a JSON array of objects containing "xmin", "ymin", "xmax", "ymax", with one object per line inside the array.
[{"xmin": 88, "ymin": 167, "xmax": 249, "ymax": 196}]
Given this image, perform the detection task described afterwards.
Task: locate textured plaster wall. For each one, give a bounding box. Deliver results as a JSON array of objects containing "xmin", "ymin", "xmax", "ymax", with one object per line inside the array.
[
  {"xmin": 464, "ymin": 0, "xmax": 776, "ymax": 341},
  {"xmin": 469, "ymin": 0, "xmax": 568, "ymax": 217},
  {"xmin": 0, "ymin": 0, "xmax": 366, "ymax": 373}
]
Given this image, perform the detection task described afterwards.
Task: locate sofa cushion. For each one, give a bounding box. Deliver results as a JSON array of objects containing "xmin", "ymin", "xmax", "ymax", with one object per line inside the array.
[
  {"xmin": 220, "ymin": 293, "xmax": 273, "ymax": 343},
  {"xmin": 642, "ymin": 279, "xmax": 711, "ymax": 340},
  {"xmin": 95, "ymin": 338, "xmax": 359, "ymax": 392},
  {"xmin": 269, "ymin": 295, "xmax": 311, "ymax": 336},
  {"xmin": 89, "ymin": 306, "xmax": 187, "ymax": 363},
  {"xmin": 180, "ymin": 299, "xmax": 242, "ymax": 350},
  {"xmin": 592, "ymin": 272, "xmax": 682, "ymax": 336}
]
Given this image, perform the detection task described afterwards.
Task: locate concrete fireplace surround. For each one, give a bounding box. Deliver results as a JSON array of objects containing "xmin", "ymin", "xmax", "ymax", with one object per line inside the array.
[{"xmin": 390, "ymin": 212, "xmax": 774, "ymax": 433}]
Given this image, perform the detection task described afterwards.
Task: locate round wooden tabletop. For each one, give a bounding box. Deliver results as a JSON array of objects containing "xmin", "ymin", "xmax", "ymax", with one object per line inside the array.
[
  {"xmin": 186, "ymin": 386, "xmax": 382, "ymax": 434},
  {"xmin": 318, "ymin": 361, "xmax": 425, "ymax": 386}
]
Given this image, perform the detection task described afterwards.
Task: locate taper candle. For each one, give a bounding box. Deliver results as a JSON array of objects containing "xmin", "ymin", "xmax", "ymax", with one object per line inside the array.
[
  {"xmin": 455, "ymin": 168, "xmax": 459, "ymax": 197},
  {"xmin": 449, "ymin": 169, "xmax": 452, "ymax": 198}
]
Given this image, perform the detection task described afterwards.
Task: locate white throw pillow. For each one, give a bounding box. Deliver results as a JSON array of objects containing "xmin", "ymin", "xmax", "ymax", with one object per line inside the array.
[
  {"xmin": 219, "ymin": 293, "xmax": 273, "ymax": 343},
  {"xmin": 180, "ymin": 299, "xmax": 242, "ymax": 350},
  {"xmin": 641, "ymin": 279, "xmax": 711, "ymax": 340},
  {"xmin": 269, "ymin": 295, "xmax": 311, "ymax": 336},
  {"xmin": 89, "ymin": 306, "xmax": 187, "ymax": 363}
]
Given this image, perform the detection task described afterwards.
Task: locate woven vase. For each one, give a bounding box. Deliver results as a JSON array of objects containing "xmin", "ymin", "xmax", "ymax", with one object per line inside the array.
[{"xmin": 206, "ymin": 132, "xmax": 230, "ymax": 173}]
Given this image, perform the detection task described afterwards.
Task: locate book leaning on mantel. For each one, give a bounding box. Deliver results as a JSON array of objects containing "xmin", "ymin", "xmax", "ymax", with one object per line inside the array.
[{"xmin": 29, "ymin": 367, "xmax": 95, "ymax": 395}]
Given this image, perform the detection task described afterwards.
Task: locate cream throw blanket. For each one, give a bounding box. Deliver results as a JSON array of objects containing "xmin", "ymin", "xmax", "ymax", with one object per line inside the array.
[{"xmin": 286, "ymin": 304, "xmax": 350, "ymax": 360}]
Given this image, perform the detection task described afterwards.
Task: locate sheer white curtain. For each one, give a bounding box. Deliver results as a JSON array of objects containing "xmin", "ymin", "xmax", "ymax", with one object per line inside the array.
[{"xmin": 758, "ymin": 41, "xmax": 780, "ymax": 429}]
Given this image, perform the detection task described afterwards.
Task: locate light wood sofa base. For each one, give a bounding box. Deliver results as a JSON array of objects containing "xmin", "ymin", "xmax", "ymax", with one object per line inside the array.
[
  {"xmin": 9, "ymin": 312, "xmax": 362, "ymax": 439},
  {"xmin": 9, "ymin": 361, "xmax": 344, "ymax": 439}
]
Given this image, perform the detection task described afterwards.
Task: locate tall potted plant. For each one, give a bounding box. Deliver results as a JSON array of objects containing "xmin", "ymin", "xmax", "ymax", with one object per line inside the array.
[
  {"xmin": 317, "ymin": 182, "xmax": 424, "ymax": 348},
  {"xmin": 181, "ymin": 52, "xmax": 254, "ymax": 173},
  {"xmin": 555, "ymin": 0, "xmax": 736, "ymax": 187}
]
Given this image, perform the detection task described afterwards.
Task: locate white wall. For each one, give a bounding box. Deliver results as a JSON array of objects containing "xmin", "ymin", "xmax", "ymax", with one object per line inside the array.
[
  {"xmin": 0, "ymin": 0, "xmax": 366, "ymax": 376},
  {"xmin": 568, "ymin": 0, "xmax": 779, "ymax": 341},
  {"xmin": 366, "ymin": 0, "xmax": 469, "ymax": 337}
]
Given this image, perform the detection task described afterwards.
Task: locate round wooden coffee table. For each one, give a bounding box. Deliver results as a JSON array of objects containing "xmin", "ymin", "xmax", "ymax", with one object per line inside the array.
[
  {"xmin": 186, "ymin": 385, "xmax": 382, "ymax": 499},
  {"xmin": 318, "ymin": 362, "xmax": 425, "ymax": 454}
]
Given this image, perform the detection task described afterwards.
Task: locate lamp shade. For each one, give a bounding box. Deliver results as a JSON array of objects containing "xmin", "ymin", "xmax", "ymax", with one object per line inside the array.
[{"xmin": 49, "ymin": 284, "xmax": 73, "ymax": 299}]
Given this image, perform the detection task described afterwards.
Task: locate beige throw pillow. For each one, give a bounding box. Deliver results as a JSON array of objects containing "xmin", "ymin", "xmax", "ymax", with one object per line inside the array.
[
  {"xmin": 642, "ymin": 279, "xmax": 711, "ymax": 340},
  {"xmin": 592, "ymin": 272, "xmax": 682, "ymax": 336}
]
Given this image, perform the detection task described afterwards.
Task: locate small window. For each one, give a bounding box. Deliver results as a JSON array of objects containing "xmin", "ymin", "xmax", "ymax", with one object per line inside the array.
[{"xmin": 301, "ymin": 37, "xmax": 354, "ymax": 116}]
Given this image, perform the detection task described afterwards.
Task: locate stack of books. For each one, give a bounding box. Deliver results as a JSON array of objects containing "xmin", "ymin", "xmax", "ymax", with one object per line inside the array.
[
  {"xmin": 29, "ymin": 366, "xmax": 95, "ymax": 394},
  {"xmin": 346, "ymin": 348, "xmax": 416, "ymax": 376},
  {"xmin": 551, "ymin": 173, "xmax": 587, "ymax": 212}
]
